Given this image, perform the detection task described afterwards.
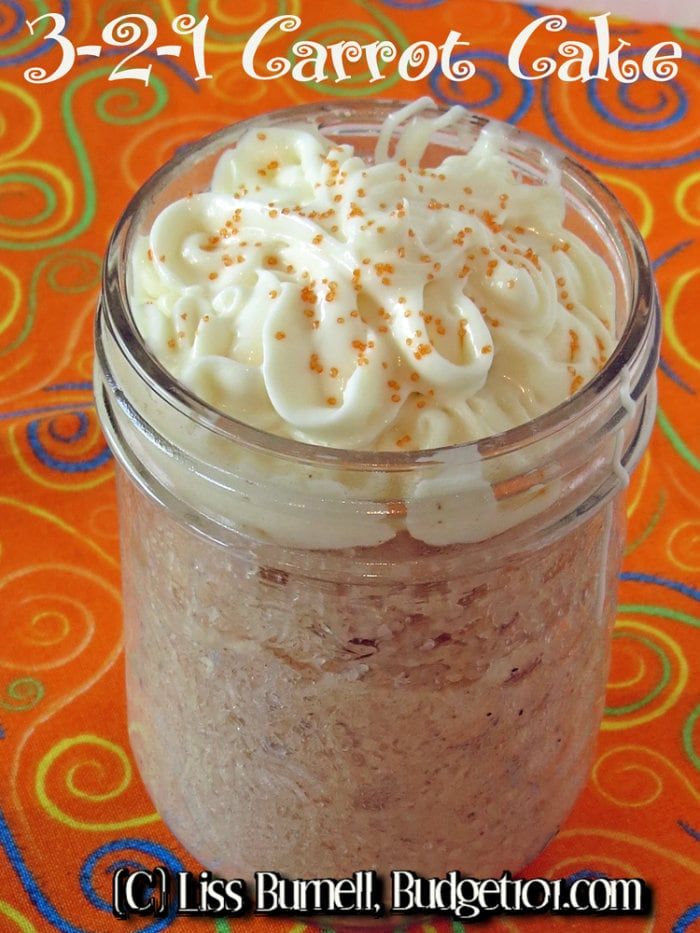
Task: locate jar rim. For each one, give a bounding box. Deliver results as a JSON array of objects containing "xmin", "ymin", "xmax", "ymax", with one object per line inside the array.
[{"xmin": 101, "ymin": 98, "xmax": 659, "ymax": 471}]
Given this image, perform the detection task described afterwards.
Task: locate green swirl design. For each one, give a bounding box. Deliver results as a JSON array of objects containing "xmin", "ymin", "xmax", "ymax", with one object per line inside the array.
[
  {"xmin": 0, "ymin": 67, "xmax": 168, "ymax": 251},
  {"xmin": 97, "ymin": 0, "xmax": 163, "ymax": 28},
  {"xmin": 0, "ymin": 172, "xmax": 56, "ymax": 228},
  {"xmin": 625, "ymin": 488, "xmax": 667, "ymax": 556},
  {"xmin": 95, "ymin": 82, "xmax": 168, "ymax": 126},
  {"xmin": 671, "ymin": 26, "xmax": 700, "ymax": 47},
  {"xmin": 0, "ymin": 249, "xmax": 101, "ymax": 357},
  {"xmin": 657, "ymin": 407, "xmax": 700, "ymax": 472},
  {"xmin": 289, "ymin": 0, "xmax": 408, "ymax": 97},
  {"xmin": 617, "ymin": 603, "xmax": 700, "ymax": 630},
  {"xmin": 0, "ymin": 677, "xmax": 45, "ymax": 712},
  {"xmin": 604, "ymin": 632, "xmax": 671, "ymax": 716},
  {"xmin": 682, "ymin": 704, "xmax": 700, "ymax": 771},
  {"xmin": 0, "ymin": 0, "xmax": 49, "ymax": 58},
  {"xmin": 186, "ymin": 0, "xmax": 297, "ymax": 45}
]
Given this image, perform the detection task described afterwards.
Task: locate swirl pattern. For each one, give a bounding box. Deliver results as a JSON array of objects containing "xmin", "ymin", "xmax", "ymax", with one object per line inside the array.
[
  {"xmin": 0, "ymin": 2, "xmax": 698, "ymax": 932},
  {"xmin": 430, "ymin": 51, "xmax": 534, "ymax": 123}
]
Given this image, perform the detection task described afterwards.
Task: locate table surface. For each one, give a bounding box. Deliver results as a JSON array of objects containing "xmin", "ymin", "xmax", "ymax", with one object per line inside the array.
[{"xmin": 0, "ymin": 2, "xmax": 699, "ymax": 931}]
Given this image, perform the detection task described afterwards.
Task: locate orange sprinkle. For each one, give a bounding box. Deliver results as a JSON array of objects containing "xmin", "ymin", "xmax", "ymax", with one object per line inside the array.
[
  {"xmin": 329, "ymin": 367, "xmax": 339, "ymax": 378},
  {"xmin": 481, "ymin": 344, "xmax": 492, "ymax": 355},
  {"xmin": 327, "ymin": 397, "xmax": 337, "ymax": 406},
  {"xmin": 569, "ymin": 368, "xmax": 583, "ymax": 394},
  {"xmin": 413, "ymin": 343, "xmax": 432, "ymax": 360},
  {"xmin": 396, "ymin": 435, "xmax": 411, "ymax": 447},
  {"xmin": 208, "ymin": 272, "xmax": 218, "ymax": 280},
  {"xmin": 269, "ymin": 290, "xmax": 278, "ymax": 299},
  {"xmin": 569, "ymin": 329, "xmax": 579, "ymax": 362},
  {"xmin": 275, "ymin": 331, "xmax": 286, "ymax": 340},
  {"xmin": 391, "ymin": 394, "xmax": 401, "ymax": 403}
]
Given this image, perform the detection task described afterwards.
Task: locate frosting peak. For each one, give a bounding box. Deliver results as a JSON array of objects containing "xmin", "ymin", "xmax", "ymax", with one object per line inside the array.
[{"xmin": 130, "ymin": 99, "xmax": 615, "ymax": 451}]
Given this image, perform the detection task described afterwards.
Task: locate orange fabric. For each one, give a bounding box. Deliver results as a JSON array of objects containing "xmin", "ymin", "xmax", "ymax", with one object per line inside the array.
[{"xmin": 0, "ymin": 2, "xmax": 698, "ymax": 931}]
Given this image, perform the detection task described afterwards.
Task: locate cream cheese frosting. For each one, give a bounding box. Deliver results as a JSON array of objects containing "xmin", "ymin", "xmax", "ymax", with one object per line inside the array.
[{"xmin": 129, "ymin": 98, "xmax": 615, "ymax": 452}]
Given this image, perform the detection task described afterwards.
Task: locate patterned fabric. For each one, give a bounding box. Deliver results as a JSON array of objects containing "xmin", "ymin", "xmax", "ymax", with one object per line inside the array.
[{"xmin": 0, "ymin": 2, "xmax": 698, "ymax": 931}]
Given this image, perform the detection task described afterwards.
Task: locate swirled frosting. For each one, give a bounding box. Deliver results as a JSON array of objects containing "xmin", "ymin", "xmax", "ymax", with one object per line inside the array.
[{"xmin": 129, "ymin": 98, "xmax": 615, "ymax": 451}]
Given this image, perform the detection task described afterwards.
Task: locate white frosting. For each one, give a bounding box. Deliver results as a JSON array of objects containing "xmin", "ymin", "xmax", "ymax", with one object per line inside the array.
[{"xmin": 129, "ymin": 99, "xmax": 615, "ymax": 452}]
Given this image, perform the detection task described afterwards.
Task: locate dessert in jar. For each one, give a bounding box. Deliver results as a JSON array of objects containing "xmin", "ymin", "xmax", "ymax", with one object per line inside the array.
[{"xmin": 94, "ymin": 98, "xmax": 659, "ymax": 908}]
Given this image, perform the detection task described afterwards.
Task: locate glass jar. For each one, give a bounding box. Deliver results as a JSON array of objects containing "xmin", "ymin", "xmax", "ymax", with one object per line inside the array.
[{"xmin": 94, "ymin": 101, "xmax": 659, "ymax": 916}]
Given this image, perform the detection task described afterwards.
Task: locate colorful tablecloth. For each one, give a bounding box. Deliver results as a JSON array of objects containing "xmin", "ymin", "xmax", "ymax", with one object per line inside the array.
[{"xmin": 1, "ymin": 2, "xmax": 699, "ymax": 931}]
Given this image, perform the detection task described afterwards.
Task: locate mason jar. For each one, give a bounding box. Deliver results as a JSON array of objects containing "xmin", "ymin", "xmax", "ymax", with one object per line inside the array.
[{"xmin": 94, "ymin": 101, "xmax": 659, "ymax": 919}]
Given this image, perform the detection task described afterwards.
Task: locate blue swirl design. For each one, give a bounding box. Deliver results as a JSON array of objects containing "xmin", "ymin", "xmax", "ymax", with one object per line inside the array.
[
  {"xmin": 587, "ymin": 67, "xmax": 687, "ymax": 132},
  {"xmin": 429, "ymin": 51, "xmax": 535, "ymax": 124},
  {"xmin": 541, "ymin": 50, "xmax": 700, "ymax": 169},
  {"xmin": 653, "ymin": 241, "xmax": 694, "ymax": 272},
  {"xmin": 672, "ymin": 904, "xmax": 700, "ymax": 933},
  {"xmin": 620, "ymin": 572, "xmax": 700, "ymax": 603},
  {"xmin": 26, "ymin": 413, "xmax": 112, "ymax": 472},
  {"xmin": 0, "ymin": 401, "xmax": 94, "ymax": 422},
  {"xmin": 0, "ymin": 806, "xmax": 182, "ymax": 932},
  {"xmin": 44, "ymin": 381, "xmax": 93, "ymax": 392},
  {"xmin": 80, "ymin": 838, "xmax": 184, "ymax": 929},
  {"xmin": 522, "ymin": 4, "xmax": 640, "ymax": 34},
  {"xmin": 0, "ymin": 0, "xmax": 71, "ymax": 67},
  {"xmin": 678, "ymin": 820, "xmax": 700, "ymax": 843},
  {"xmin": 659, "ymin": 357, "xmax": 696, "ymax": 396},
  {"xmin": 47, "ymin": 411, "xmax": 89, "ymax": 443},
  {"xmin": 0, "ymin": 0, "xmax": 26, "ymax": 42},
  {"xmin": 563, "ymin": 869, "xmax": 610, "ymax": 882}
]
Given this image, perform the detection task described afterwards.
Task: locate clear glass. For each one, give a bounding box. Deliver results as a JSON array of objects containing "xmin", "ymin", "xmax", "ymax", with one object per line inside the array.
[{"xmin": 94, "ymin": 101, "xmax": 659, "ymax": 924}]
